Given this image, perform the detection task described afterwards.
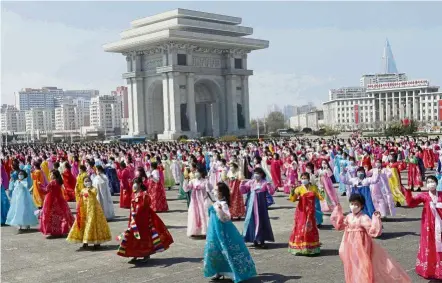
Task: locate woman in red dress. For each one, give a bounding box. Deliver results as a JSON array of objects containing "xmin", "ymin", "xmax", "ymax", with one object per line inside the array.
[
  {"xmin": 405, "ymin": 175, "xmax": 442, "ymax": 280},
  {"xmin": 40, "ymin": 170, "xmax": 75, "ymax": 237},
  {"xmin": 148, "ymin": 162, "xmax": 169, "ymax": 212},
  {"xmin": 267, "ymin": 153, "xmax": 283, "ymax": 189},
  {"xmin": 62, "ymin": 163, "xmax": 76, "ymax": 202},
  {"xmin": 117, "ymin": 177, "xmax": 173, "ymax": 263},
  {"xmin": 227, "ymin": 162, "xmax": 245, "ymax": 220},
  {"xmin": 118, "ymin": 162, "xmax": 132, "ymax": 209},
  {"xmin": 422, "ymin": 142, "xmax": 435, "ymax": 170}
]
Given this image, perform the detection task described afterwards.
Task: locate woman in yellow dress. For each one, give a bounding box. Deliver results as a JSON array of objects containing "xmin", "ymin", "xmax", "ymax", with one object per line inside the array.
[
  {"xmin": 31, "ymin": 161, "xmax": 48, "ymax": 208},
  {"xmin": 40, "ymin": 155, "xmax": 50, "ymax": 181},
  {"xmin": 67, "ymin": 177, "xmax": 112, "ymax": 249},
  {"xmin": 75, "ymin": 165, "xmax": 88, "ymax": 203}
]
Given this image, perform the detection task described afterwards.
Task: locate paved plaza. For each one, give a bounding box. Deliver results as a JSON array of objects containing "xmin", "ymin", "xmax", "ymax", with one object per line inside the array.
[{"xmin": 1, "ymin": 172, "xmax": 434, "ymax": 283}]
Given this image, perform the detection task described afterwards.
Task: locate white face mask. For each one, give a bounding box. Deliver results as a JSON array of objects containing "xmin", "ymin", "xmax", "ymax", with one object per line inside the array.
[
  {"xmin": 349, "ymin": 204, "xmax": 362, "ymax": 214},
  {"xmin": 301, "ymin": 179, "xmax": 309, "ymax": 185},
  {"xmin": 306, "ymin": 168, "xmax": 312, "ymax": 173},
  {"xmin": 375, "ymin": 163, "xmax": 382, "ymax": 168},
  {"xmin": 253, "ymin": 174, "xmax": 261, "ymax": 180},
  {"xmin": 195, "ymin": 172, "xmax": 201, "ymax": 179},
  {"xmin": 427, "ymin": 182, "xmax": 437, "ymax": 191},
  {"xmin": 84, "ymin": 182, "xmax": 92, "ymax": 187}
]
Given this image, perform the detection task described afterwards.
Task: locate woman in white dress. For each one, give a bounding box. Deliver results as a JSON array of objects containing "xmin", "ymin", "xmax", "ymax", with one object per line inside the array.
[{"xmin": 92, "ymin": 165, "xmax": 115, "ymax": 220}]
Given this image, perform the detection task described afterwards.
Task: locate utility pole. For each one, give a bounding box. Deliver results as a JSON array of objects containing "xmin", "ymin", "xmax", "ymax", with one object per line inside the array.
[{"xmin": 257, "ymin": 119, "xmax": 260, "ymax": 138}]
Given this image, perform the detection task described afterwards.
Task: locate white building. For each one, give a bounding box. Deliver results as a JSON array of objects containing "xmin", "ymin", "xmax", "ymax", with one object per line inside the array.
[
  {"xmin": 64, "ymin": 89, "xmax": 99, "ymax": 100},
  {"xmin": 90, "ymin": 95, "xmax": 122, "ymax": 135},
  {"xmin": 55, "ymin": 104, "xmax": 84, "ymax": 130},
  {"xmin": 289, "ymin": 110, "xmax": 324, "ymax": 131},
  {"xmin": 15, "ymin": 87, "xmax": 61, "ymax": 111},
  {"xmin": 360, "ymin": 73, "xmax": 407, "ymax": 87},
  {"xmin": 25, "ymin": 108, "xmax": 54, "ymax": 133},
  {"xmin": 0, "ymin": 105, "xmax": 26, "ymax": 132},
  {"xmin": 323, "ymin": 78, "xmax": 441, "ymax": 130},
  {"xmin": 72, "ymin": 97, "xmax": 91, "ymax": 126}
]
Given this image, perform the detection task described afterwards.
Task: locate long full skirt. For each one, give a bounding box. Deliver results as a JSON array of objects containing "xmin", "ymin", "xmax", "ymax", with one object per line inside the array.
[
  {"xmin": 387, "ymin": 169, "xmax": 406, "ymax": 205},
  {"xmin": 119, "ymin": 187, "xmax": 132, "ymax": 209},
  {"xmin": 339, "ymin": 228, "xmax": 411, "ymax": 282},
  {"xmin": 40, "ymin": 192, "xmax": 75, "ymax": 236},
  {"xmin": 1, "ymin": 186, "xmax": 10, "ymax": 225},
  {"xmin": 6, "ymin": 185, "xmax": 39, "ymax": 227},
  {"xmin": 408, "ymin": 163, "xmax": 423, "ymax": 187},
  {"xmin": 229, "ymin": 180, "xmax": 245, "ymax": 219},
  {"xmin": 203, "ymin": 207, "xmax": 257, "ymax": 283},
  {"xmin": 148, "ymin": 181, "xmax": 169, "ymax": 212},
  {"xmin": 243, "ymin": 192, "xmax": 275, "ymax": 243},
  {"xmin": 288, "ymin": 191, "xmax": 320, "ymax": 255},
  {"xmin": 117, "ymin": 210, "xmax": 173, "ymax": 258},
  {"xmin": 67, "ymin": 196, "xmax": 112, "ymax": 244}
]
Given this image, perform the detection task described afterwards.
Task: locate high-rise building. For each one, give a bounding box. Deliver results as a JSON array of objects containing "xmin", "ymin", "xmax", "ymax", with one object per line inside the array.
[
  {"xmin": 382, "ymin": 38, "xmax": 398, "ymax": 74},
  {"xmin": 55, "ymin": 104, "xmax": 84, "ymax": 130},
  {"xmin": 283, "ymin": 105, "xmax": 296, "ymax": 120},
  {"xmin": 15, "ymin": 87, "xmax": 61, "ymax": 111},
  {"xmin": 90, "ymin": 95, "xmax": 122, "ymax": 134},
  {"xmin": 0, "ymin": 105, "xmax": 26, "ymax": 132},
  {"xmin": 72, "ymin": 97, "xmax": 91, "ymax": 126},
  {"xmin": 25, "ymin": 108, "xmax": 54, "ymax": 132},
  {"xmin": 111, "ymin": 86, "xmax": 129, "ymax": 119}
]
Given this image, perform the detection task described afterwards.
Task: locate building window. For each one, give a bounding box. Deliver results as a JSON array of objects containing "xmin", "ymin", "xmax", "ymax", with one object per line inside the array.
[
  {"xmin": 177, "ymin": 54, "xmax": 187, "ymax": 66},
  {"xmin": 234, "ymin": 58, "xmax": 243, "ymax": 69}
]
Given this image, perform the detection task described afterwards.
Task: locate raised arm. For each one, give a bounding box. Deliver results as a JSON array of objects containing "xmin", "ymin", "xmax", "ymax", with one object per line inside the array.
[
  {"xmin": 330, "ymin": 205, "xmax": 346, "ymax": 231},
  {"xmin": 361, "ymin": 214, "xmax": 382, "ymax": 237},
  {"xmin": 404, "ymin": 189, "xmax": 426, "ymax": 208},
  {"xmin": 182, "ymin": 179, "xmax": 193, "ymax": 192},
  {"xmin": 239, "ymin": 180, "xmax": 252, "ymax": 194}
]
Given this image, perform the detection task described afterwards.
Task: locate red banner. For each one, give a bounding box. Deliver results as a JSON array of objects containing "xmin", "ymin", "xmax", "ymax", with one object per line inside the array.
[
  {"xmin": 439, "ymin": 100, "xmax": 442, "ymax": 121},
  {"xmin": 354, "ymin": 105, "xmax": 359, "ymax": 124}
]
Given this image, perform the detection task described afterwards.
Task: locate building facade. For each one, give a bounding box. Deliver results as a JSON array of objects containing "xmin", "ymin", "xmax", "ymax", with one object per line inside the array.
[
  {"xmin": 111, "ymin": 86, "xmax": 129, "ymax": 119},
  {"xmin": 25, "ymin": 108, "xmax": 54, "ymax": 132},
  {"xmin": 103, "ymin": 9, "xmax": 269, "ymax": 140},
  {"xmin": 0, "ymin": 105, "xmax": 26, "ymax": 132},
  {"xmin": 323, "ymin": 77, "xmax": 442, "ymax": 130},
  {"xmin": 15, "ymin": 87, "xmax": 60, "ymax": 111},
  {"xmin": 55, "ymin": 104, "xmax": 84, "ymax": 131},
  {"xmin": 90, "ymin": 95, "xmax": 122, "ymax": 134},
  {"xmin": 289, "ymin": 110, "xmax": 324, "ymax": 131}
]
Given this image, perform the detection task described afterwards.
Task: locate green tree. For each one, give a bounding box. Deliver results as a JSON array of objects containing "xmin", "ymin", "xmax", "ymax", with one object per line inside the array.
[
  {"xmin": 250, "ymin": 118, "xmax": 265, "ymax": 134},
  {"xmin": 265, "ymin": 111, "xmax": 285, "ymax": 133}
]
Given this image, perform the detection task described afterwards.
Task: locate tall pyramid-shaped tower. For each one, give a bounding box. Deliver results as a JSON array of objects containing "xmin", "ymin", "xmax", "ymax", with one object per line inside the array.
[{"xmin": 382, "ymin": 38, "xmax": 398, "ymax": 74}]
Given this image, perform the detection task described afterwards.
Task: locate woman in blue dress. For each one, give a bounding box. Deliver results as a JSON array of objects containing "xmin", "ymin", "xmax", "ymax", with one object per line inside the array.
[
  {"xmin": 203, "ymin": 182, "xmax": 257, "ymax": 282},
  {"xmin": 240, "ymin": 167, "xmax": 275, "ymax": 249},
  {"xmin": 6, "ymin": 169, "xmax": 39, "ymax": 231},
  {"xmin": 340, "ymin": 166, "xmax": 380, "ymax": 218},
  {"xmin": 1, "ymin": 162, "xmax": 10, "ymax": 225}
]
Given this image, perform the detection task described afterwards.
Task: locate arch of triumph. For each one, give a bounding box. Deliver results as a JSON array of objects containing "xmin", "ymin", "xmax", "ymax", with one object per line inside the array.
[{"xmin": 103, "ymin": 9, "xmax": 269, "ymax": 140}]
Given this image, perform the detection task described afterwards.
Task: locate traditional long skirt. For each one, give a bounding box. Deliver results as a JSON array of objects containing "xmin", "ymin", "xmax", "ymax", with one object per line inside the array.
[
  {"xmin": 243, "ymin": 191, "xmax": 275, "ymax": 244},
  {"xmin": 229, "ymin": 179, "xmax": 245, "ymax": 219},
  {"xmin": 288, "ymin": 191, "xmax": 320, "ymax": 255}
]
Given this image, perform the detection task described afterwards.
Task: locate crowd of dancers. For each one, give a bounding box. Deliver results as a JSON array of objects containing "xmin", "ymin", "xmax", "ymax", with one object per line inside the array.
[{"xmin": 1, "ymin": 136, "xmax": 441, "ymax": 282}]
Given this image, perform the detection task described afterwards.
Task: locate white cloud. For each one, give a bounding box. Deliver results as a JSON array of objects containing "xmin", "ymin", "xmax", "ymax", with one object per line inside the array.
[{"xmin": 1, "ymin": 9, "xmax": 124, "ymax": 104}]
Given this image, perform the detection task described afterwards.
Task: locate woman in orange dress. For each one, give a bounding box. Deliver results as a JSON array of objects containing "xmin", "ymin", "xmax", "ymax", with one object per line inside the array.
[
  {"xmin": 31, "ymin": 161, "xmax": 48, "ymax": 208},
  {"xmin": 331, "ymin": 194, "xmax": 411, "ymax": 283},
  {"xmin": 117, "ymin": 177, "xmax": 173, "ymax": 263}
]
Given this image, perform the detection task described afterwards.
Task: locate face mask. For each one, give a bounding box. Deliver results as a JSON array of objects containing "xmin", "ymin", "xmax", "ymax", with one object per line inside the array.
[
  {"xmin": 349, "ymin": 161, "xmax": 355, "ymax": 166},
  {"xmin": 84, "ymin": 182, "xmax": 92, "ymax": 187},
  {"xmin": 301, "ymin": 179, "xmax": 309, "ymax": 185},
  {"xmin": 349, "ymin": 204, "xmax": 362, "ymax": 214},
  {"xmin": 322, "ymin": 164, "xmax": 328, "ymax": 169},
  {"xmin": 18, "ymin": 174, "xmax": 24, "ymax": 180},
  {"xmin": 427, "ymin": 182, "xmax": 437, "ymax": 190},
  {"xmin": 195, "ymin": 172, "xmax": 201, "ymax": 179},
  {"xmin": 253, "ymin": 174, "xmax": 261, "ymax": 180},
  {"xmin": 306, "ymin": 168, "xmax": 312, "ymax": 173},
  {"xmin": 375, "ymin": 163, "xmax": 382, "ymax": 168},
  {"xmin": 357, "ymin": 172, "xmax": 365, "ymax": 179}
]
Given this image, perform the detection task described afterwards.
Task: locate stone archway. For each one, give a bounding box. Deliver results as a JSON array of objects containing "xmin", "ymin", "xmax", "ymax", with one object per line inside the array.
[
  {"xmin": 146, "ymin": 80, "xmax": 164, "ymax": 137},
  {"xmin": 194, "ymin": 79, "xmax": 223, "ymax": 137}
]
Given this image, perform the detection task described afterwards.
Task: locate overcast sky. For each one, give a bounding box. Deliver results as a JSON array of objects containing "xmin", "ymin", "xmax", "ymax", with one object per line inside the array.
[{"xmin": 2, "ymin": 1, "xmax": 442, "ymax": 118}]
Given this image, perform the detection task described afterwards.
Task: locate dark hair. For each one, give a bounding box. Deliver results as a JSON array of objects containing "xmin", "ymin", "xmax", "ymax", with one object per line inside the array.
[
  {"xmin": 120, "ymin": 161, "xmax": 126, "ymax": 168},
  {"xmin": 253, "ymin": 167, "xmax": 266, "ymax": 179},
  {"xmin": 349, "ymin": 193, "xmax": 365, "ymax": 208},
  {"xmin": 197, "ymin": 167, "xmax": 207, "ymax": 178},
  {"xmin": 254, "ymin": 156, "xmax": 262, "ymax": 164},
  {"xmin": 133, "ymin": 177, "xmax": 147, "ymax": 191},
  {"xmin": 53, "ymin": 162, "xmax": 60, "ymax": 169},
  {"xmin": 151, "ymin": 162, "xmax": 158, "ymax": 170},
  {"xmin": 79, "ymin": 165, "xmax": 87, "ymax": 172},
  {"xmin": 306, "ymin": 162, "xmax": 315, "ymax": 171},
  {"xmin": 96, "ymin": 165, "xmax": 104, "ymax": 174},
  {"xmin": 65, "ymin": 162, "xmax": 71, "ymax": 170},
  {"xmin": 426, "ymin": 175, "xmax": 438, "ymax": 185},
  {"xmin": 216, "ymin": 182, "xmax": 231, "ymax": 207},
  {"xmin": 18, "ymin": 169, "xmax": 28, "ymax": 179},
  {"xmin": 51, "ymin": 169, "xmax": 64, "ymax": 186},
  {"xmin": 300, "ymin": 172, "xmax": 310, "ymax": 180}
]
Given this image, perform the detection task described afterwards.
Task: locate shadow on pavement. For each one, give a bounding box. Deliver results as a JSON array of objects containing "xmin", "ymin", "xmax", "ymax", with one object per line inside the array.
[
  {"xmin": 377, "ymin": 231, "xmax": 419, "ymax": 240},
  {"xmin": 319, "ymin": 248, "xmax": 340, "ymax": 256},
  {"xmin": 382, "ymin": 217, "xmax": 421, "ymax": 222},
  {"xmin": 166, "ymin": 225, "xmax": 187, "ymax": 229},
  {"xmin": 108, "ymin": 216, "xmax": 129, "ymax": 222},
  {"xmin": 317, "ymin": 224, "xmax": 334, "ymax": 230},
  {"xmin": 161, "ymin": 209, "xmax": 188, "ymax": 213},
  {"xmin": 17, "ymin": 228, "xmax": 40, "ymax": 234},
  {"xmin": 130, "ymin": 257, "xmax": 203, "ymax": 268},
  {"xmin": 246, "ymin": 273, "xmax": 302, "ymax": 282},
  {"xmin": 268, "ymin": 206, "xmax": 294, "ymax": 210}
]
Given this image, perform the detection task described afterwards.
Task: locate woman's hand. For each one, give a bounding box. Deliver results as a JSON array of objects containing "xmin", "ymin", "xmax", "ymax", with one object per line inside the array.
[{"xmin": 373, "ymin": 211, "xmax": 381, "ymax": 218}]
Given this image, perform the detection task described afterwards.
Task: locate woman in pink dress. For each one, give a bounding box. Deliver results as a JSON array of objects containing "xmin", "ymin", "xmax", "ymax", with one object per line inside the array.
[
  {"xmin": 267, "ymin": 153, "xmax": 283, "ymax": 189},
  {"xmin": 71, "ymin": 156, "xmax": 80, "ymax": 178},
  {"xmin": 317, "ymin": 160, "xmax": 339, "ymax": 212},
  {"xmin": 331, "ymin": 194, "xmax": 411, "ymax": 283},
  {"xmin": 283, "ymin": 154, "xmax": 298, "ymax": 194},
  {"xmin": 183, "ymin": 167, "xmax": 213, "ymax": 237},
  {"xmin": 404, "ymin": 175, "xmax": 442, "ymax": 280}
]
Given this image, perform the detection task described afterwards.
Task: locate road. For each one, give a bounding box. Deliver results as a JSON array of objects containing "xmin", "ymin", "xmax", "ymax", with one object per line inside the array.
[{"xmin": 1, "ymin": 173, "xmax": 433, "ymax": 283}]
